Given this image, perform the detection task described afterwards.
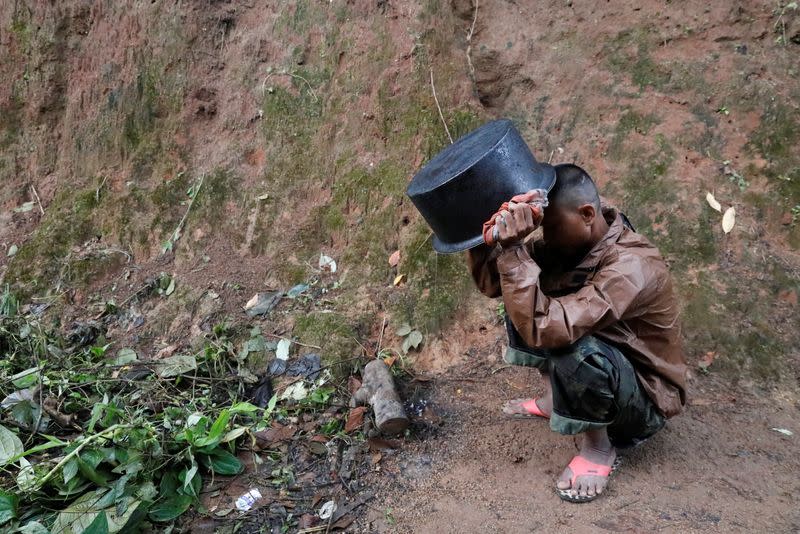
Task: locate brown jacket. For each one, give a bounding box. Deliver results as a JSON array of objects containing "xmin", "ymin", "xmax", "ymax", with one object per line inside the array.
[{"xmin": 468, "ymin": 207, "xmax": 687, "ymax": 417}]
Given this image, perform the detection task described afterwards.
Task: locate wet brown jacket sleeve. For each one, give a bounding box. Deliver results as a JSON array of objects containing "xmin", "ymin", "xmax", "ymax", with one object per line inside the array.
[
  {"xmin": 493, "ymin": 244, "xmax": 651, "ymax": 349},
  {"xmin": 466, "ymin": 243, "xmax": 502, "ymax": 298}
]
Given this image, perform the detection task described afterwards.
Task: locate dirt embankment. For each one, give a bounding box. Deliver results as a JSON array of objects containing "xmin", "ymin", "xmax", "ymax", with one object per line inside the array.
[{"xmin": 1, "ymin": 0, "xmax": 799, "ymax": 531}]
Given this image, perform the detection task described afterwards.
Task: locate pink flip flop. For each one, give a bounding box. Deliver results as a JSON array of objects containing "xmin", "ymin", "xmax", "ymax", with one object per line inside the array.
[
  {"xmin": 557, "ymin": 455, "xmax": 622, "ymax": 503},
  {"xmin": 503, "ymin": 398, "xmax": 550, "ymax": 419}
]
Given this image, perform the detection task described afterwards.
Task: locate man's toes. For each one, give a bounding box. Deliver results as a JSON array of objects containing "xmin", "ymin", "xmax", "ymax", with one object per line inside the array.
[{"xmin": 556, "ymin": 468, "xmax": 573, "ymax": 491}]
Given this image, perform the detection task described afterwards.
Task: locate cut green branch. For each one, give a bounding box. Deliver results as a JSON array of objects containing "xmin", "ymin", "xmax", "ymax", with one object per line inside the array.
[
  {"xmin": 33, "ymin": 424, "xmax": 131, "ymax": 491},
  {"xmin": 162, "ymin": 174, "xmax": 205, "ymax": 254}
]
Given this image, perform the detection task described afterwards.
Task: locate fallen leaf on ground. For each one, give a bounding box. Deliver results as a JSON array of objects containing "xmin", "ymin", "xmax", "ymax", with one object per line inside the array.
[
  {"xmin": 307, "ymin": 441, "xmax": 327, "ymax": 455},
  {"xmin": 706, "ymin": 192, "xmax": 722, "ymax": 212},
  {"xmin": 698, "ymin": 351, "xmax": 716, "ymax": 370},
  {"xmin": 383, "ymin": 355, "xmax": 397, "ymax": 367},
  {"xmin": 254, "ymin": 423, "xmax": 296, "ymax": 446},
  {"xmin": 722, "ymin": 206, "xmax": 735, "ymax": 233},
  {"xmin": 156, "ymin": 354, "xmax": 197, "ymax": 377},
  {"xmin": 345, "ymin": 406, "xmax": 367, "ymax": 433},
  {"xmin": 777, "ymin": 289, "xmax": 798, "ymax": 306},
  {"xmin": 332, "ymin": 516, "xmax": 355, "ymax": 530},
  {"xmin": 393, "ymin": 274, "xmax": 406, "ymax": 286},
  {"xmin": 388, "ymin": 250, "xmax": 400, "ymax": 267},
  {"xmin": 347, "ymin": 376, "xmax": 362, "ymax": 395},
  {"xmin": 771, "ymin": 428, "xmax": 793, "ymax": 436},
  {"xmin": 367, "ymin": 437, "xmax": 400, "ymax": 451},
  {"xmin": 395, "ymin": 324, "xmax": 412, "ymax": 336}
]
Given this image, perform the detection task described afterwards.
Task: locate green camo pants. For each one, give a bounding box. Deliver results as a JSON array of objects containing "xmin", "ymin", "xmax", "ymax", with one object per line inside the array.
[{"xmin": 504, "ymin": 319, "xmax": 665, "ymax": 448}]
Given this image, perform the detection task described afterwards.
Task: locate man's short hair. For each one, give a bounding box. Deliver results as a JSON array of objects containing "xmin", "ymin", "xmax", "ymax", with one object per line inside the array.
[{"xmin": 549, "ymin": 164, "xmax": 601, "ymax": 211}]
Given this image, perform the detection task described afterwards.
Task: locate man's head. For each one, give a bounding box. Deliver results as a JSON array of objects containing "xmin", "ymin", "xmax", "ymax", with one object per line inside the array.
[{"xmin": 542, "ymin": 164, "xmax": 608, "ymax": 260}]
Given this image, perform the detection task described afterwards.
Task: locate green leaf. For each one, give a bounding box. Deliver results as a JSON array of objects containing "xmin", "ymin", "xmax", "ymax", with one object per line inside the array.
[
  {"xmin": 199, "ymin": 449, "xmax": 243, "ymax": 475},
  {"xmin": 52, "ymin": 489, "xmax": 108, "ymax": 534},
  {"xmin": 266, "ymin": 394, "xmax": 278, "ymax": 416},
  {"xmin": 78, "ymin": 457, "xmax": 110, "ymax": 486},
  {"xmin": 156, "ymin": 354, "xmax": 197, "ymax": 378},
  {"xmin": 14, "ymin": 201, "xmax": 35, "ymax": 213},
  {"xmin": 0, "ymin": 489, "xmax": 19, "ymax": 525},
  {"xmin": 64, "ymin": 457, "xmax": 80, "ymax": 484},
  {"xmin": 17, "ymin": 457, "xmax": 36, "ymax": 491},
  {"xmin": 11, "ymin": 367, "xmax": 40, "ymax": 388},
  {"xmin": 83, "ymin": 510, "xmax": 110, "ymax": 534},
  {"xmin": 208, "ymin": 410, "xmax": 231, "ymax": 441},
  {"xmin": 180, "ymin": 457, "xmax": 199, "ymax": 497},
  {"xmin": 401, "ymin": 330, "xmax": 423, "ymax": 354},
  {"xmin": 221, "ymin": 427, "xmax": 247, "ymax": 444},
  {"xmin": 148, "ymin": 495, "xmax": 193, "ymax": 522},
  {"xmin": 165, "ymin": 278, "xmax": 176, "ymax": 296},
  {"xmin": 18, "ymin": 521, "xmax": 49, "ymax": 534},
  {"xmin": 113, "ymin": 348, "xmax": 138, "ymax": 365},
  {"xmin": 106, "ymin": 497, "xmax": 144, "ymax": 532},
  {"xmin": 395, "ymin": 324, "xmax": 412, "ymax": 337},
  {"xmin": 229, "ymin": 402, "xmax": 260, "ymax": 414},
  {"xmin": 0, "ymin": 424, "xmax": 24, "ymax": 466},
  {"xmin": 158, "ymin": 470, "xmax": 179, "ymax": 498}
]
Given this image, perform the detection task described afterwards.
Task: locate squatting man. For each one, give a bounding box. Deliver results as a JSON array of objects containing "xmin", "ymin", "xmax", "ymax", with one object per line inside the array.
[{"xmin": 468, "ymin": 164, "xmax": 687, "ymax": 502}]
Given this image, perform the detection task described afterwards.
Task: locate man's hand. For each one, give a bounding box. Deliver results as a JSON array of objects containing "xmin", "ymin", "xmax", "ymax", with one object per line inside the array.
[
  {"xmin": 482, "ymin": 189, "xmax": 548, "ymax": 247},
  {"xmin": 495, "ymin": 200, "xmax": 544, "ymax": 247}
]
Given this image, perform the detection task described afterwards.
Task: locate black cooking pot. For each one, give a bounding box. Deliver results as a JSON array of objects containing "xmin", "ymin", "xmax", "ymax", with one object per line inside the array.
[{"xmin": 406, "ymin": 119, "xmax": 556, "ymax": 254}]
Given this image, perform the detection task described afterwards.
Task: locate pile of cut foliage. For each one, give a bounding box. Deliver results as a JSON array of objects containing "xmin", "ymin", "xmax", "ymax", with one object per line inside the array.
[{"xmin": 0, "ymin": 285, "xmax": 355, "ymax": 533}]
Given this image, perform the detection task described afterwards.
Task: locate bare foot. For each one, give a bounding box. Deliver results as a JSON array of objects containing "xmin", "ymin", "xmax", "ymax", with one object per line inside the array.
[{"xmin": 557, "ymin": 428, "xmax": 617, "ymax": 500}]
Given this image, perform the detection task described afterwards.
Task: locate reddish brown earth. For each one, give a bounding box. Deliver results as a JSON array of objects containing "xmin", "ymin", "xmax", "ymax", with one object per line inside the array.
[{"xmin": 361, "ymin": 310, "xmax": 800, "ymax": 533}]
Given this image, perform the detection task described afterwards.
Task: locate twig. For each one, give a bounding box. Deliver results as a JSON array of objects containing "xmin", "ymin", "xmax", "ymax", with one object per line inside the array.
[
  {"xmin": 376, "ymin": 316, "xmax": 387, "ymax": 356},
  {"xmin": 34, "ymin": 424, "xmax": 129, "ymax": 490},
  {"xmin": 548, "ymin": 149, "xmax": 555, "ymax": 164},
  {"xmin": 466, "ymin": 0, "xmax": 479, "ymax": 81},
  {"xmin": 298, "ymin": 526, "xmax": 327, "ymax": 534},
  {"xmin": 163, "ymin": 173, "xmax": 205, "ymax": 254},
  {"xmin": 430, "ymin": 68, "xmax": 453, "ymax": 144},
  {"xmin": 95, "ymin": 176, "xmax": 108, "ymax": 202},
  {"xmin": 261, "ymin": 71, "xmax": 318, "ymax": 102},
  {"xmin": 30, "ymin": 184, "xmax": 44, "ymax": 214}
]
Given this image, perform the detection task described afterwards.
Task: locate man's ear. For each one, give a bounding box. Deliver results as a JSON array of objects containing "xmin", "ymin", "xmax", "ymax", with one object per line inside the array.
[{"xmin": 578, "ymin": 203, "xmax": 596, "ymax": 225}]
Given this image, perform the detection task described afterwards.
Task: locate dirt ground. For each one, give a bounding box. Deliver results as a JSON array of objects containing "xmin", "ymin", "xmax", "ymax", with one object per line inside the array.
[{"xmin": 362, "ymin": 317, "xmax": 800, "ymax": 533}]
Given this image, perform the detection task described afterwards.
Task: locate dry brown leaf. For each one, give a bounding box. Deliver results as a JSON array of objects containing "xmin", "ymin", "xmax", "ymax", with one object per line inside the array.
[
  {"xmin": 698, "ymin": 351, "xmax": 716, "ymax": 370},
  {"xmin": 367, "ymin": 437, "xmax": 400, "ymax": 451},
  {"xmin": 383, "ymin": 355, "xmax": 397, "ymax": 367},
  {"xmin": 393, "ymin": 274, "xmax": 406, "ymax": 286},
  {"xmin": 347, "ymin": 376, "xmax": 362, "ymax": 395},
  {"xmin": 345, "ymin": 406, "xmax": 367, "ymax": 433},
  {"xmin": 388, "ymin": 250, "xmax": 400, "ymax": 267},
  {"xmin": 705, "ymin": 192, "xmax": 722, "ymax": 212},
  {"xmin": 722, "ymin": 206, "xmax": 735, "ymax": 233},
  {"xmin": 254, "ymin": 423, "xmax": 296, "ymax": 446}
]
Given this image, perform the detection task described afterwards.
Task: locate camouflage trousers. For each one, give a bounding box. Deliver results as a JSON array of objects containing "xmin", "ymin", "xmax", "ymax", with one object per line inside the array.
[{"xmin": 504, "ymin": 319, "xmax": 665, "ymax": 448}]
